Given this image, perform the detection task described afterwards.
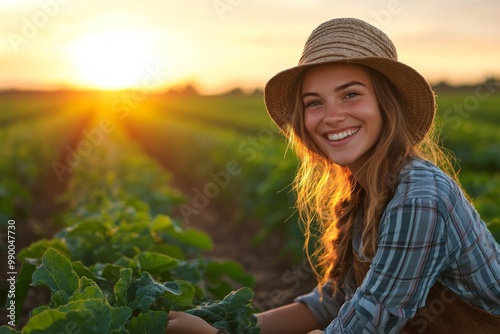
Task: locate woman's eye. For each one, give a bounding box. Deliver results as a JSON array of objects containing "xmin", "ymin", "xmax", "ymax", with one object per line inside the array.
[
  {"xmin": 304, "ymin": 100, "xmax": 321, "ymax": 108},
  {"xmin": 344, "ymin": 91, "xmax": 360, "ymax": 99}
]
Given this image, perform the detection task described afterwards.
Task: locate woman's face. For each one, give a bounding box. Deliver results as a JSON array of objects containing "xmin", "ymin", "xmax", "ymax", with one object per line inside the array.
[{"xmin": 302, "ymin": 63, "xmax": 383, "ymax": 173}]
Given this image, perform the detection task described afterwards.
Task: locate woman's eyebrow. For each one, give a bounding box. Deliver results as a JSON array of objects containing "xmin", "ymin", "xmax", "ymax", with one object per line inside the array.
[
  {"xmin": 334, "ymin": 80, "xmax": 366, "ymax": 92},
  {"xmin": 301, "ymin": 92, "xmax": 320, "ymax": 99},
  {"xmin": 302, "ymin": 80, "xmax": 366, "ymax": 99}
]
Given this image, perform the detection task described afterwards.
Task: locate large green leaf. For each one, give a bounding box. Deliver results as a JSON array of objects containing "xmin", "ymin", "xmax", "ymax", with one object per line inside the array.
[
  {"xmin": 110, "ymin": 306, "xmax": 133, "ymax": 332},
  {"xmin": 128, "ymin": 273, "xmax": 181, "ymax": 311},
  {"xmin": 22, "ymin": 309, "xmax": 67, "ymax": 334},
  {"xmin": 68, "ymin": 285, "xmax": 104, "ymax": 302},
  {"xmin": 135, "ymin": 251, "xmax": 179, "ymax": 275},
  {"xmin": 78, "ymin": 276, "xmax": 96, "ymax": 291},
  {"xmin": 17, "ymin": 239, "xmax": 68, "ymax": 262},
  {"xmin": 153, "ymin": 215, "xmax": 213, "ymax": 251},
  {"xmin": 114, "ymin": 256, "xmax": 137, "ymax": 270},
  {"xmin": 153, "ymin": 243, "xmax": 186, "ymax": 260},
  {"xmin": 31, "ymin": 248, "xmax": 79, "ymax": 295},
  {"xmin": 99, "ymin": 263, "xmax": 125, "ymax": 282},
  {"xmin": 150, "ymin": 214, "xmax": 173, "ymax": 232},
  {"xmin": 57, "ymin": 298, "xmax": 112, "ymax": 332},
  {"xmin": 24, "ymin": 283, "xmax": 130, "ymax": 333},
  {"xmin": 71, "ymin": 260, "xmax": 105, "ymax": 283},
  {"xmin": 0, "ymin": 326, "xmax": 21, "ymax": 334},
  {"xmin": 172, "ymin": 228, "xmax": 214, "ymax": 251},
  {"xmin": 51, "ymin": 290, "xmax": 69, "ymax": 307},
  {"xmin": 114, "ymin": 268, "xmax": 133, "ymax": 307},
  {"xmin": 187, "ymin": 288, "xmax": 260, "ymax": 334},
  {"xmin": 164, "ymin": 280, "xmax": 197, "ymax": 308},
  {"xmin": 127, "ymin": 310, "xmax": 168, "ymax": 334}
]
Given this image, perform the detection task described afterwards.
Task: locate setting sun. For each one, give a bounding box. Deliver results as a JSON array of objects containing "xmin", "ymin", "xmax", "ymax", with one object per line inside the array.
[{"xmin": 69, "ymin": 29, "xmax": 155, "ymax": 90}]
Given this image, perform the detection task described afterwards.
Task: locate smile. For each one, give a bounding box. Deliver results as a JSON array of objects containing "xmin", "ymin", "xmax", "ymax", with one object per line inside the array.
[{"xmin": 326, "ymin": 127, "xmax": 360, "ymax": 141}]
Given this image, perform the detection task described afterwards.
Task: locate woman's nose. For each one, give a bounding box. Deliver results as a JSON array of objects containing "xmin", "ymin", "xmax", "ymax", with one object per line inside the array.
[{"xmin": 323, "ymin": 102, "xmax": 345, "ymax": 125}]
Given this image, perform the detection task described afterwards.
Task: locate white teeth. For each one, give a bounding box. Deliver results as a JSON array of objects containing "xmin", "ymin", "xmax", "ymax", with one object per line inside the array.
[{"xmin": 327, "ymin": 128, "xmax": 359, "ymax": 141}]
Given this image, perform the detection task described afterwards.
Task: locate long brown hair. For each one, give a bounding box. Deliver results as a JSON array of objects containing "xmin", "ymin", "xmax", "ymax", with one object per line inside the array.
[{"xmin": 287, "ymin": 64, "xmax": 458, "ymax": 291}]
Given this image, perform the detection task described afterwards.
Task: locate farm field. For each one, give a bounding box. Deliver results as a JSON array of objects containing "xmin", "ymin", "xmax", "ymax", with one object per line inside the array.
[{"xmin": 0, "ymin": 86, "xmax": 499, "ymax": 332}]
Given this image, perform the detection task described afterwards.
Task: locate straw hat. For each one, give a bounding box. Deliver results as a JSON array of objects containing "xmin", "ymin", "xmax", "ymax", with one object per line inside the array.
[{"xmin": 264, "ymin": 17, "xmax": 436, "ymax": 144}]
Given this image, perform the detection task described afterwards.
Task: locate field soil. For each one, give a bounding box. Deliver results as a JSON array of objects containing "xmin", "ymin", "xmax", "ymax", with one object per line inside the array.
[{"xmin": 169, "ymin": 181, "xmax": 316, "ymax": 312}]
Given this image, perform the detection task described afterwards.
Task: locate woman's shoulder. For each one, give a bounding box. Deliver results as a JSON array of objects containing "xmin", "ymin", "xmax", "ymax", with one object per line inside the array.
[
  {"xmin": 384, "ymin": 159, "xmax": 487, "ymax": 254},
  {"xmin": 391, "ymin": 158, "xmax": 467, "ymax": 209}
]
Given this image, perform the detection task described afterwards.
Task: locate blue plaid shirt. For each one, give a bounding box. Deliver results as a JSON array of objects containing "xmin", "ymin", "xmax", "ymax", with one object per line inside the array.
[{"xmin": 296, "ymin": 159, "xmax": 500, "ymax": 333}]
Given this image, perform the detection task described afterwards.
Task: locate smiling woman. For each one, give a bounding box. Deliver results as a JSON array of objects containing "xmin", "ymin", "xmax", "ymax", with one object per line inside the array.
[{"xmin": 68, "ymin": 29, "xmax": 155, "ymax": 90}]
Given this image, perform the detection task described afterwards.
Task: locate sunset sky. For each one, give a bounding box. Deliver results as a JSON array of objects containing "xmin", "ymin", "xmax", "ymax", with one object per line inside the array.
[{"xmin": 1, "ymin": 0, "xmax": 499, "ymax": 94}]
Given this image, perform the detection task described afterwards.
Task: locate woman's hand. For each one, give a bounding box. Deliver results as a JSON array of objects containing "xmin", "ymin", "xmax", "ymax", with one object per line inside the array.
[{"xmin": 165, "ymin": 311, "xmax": 218, "ymax": 334}]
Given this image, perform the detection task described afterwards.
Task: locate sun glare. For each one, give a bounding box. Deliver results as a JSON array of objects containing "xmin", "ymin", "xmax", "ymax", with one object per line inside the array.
[{"xmin": 69, "ymin": 29, "xmax": 155, "ymax": 90}]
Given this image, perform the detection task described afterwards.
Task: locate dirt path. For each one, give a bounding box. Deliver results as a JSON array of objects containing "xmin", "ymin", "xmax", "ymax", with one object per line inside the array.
[
  {"xmin": 187, "ymin": 201, "xmax": 316, "ymax": 311},
  {"xmin": 20, "ymin": 111, "xmax": 94, "ymax": 247}
]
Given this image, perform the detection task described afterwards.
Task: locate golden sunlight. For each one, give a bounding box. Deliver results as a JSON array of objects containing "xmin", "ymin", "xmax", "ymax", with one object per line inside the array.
[{"xmin": 68, "ymin": 29, "xmax": 155, "ymax": 90}]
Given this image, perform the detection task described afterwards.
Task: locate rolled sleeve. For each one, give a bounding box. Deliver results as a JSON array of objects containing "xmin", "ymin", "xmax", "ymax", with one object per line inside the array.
[
  {"xmin": 325, "ymin": 290, "xmax": 408, "ymax": 333},
  {"xmin": 295, "ymin": 283, "xmax": 344, "ymax": 329}
]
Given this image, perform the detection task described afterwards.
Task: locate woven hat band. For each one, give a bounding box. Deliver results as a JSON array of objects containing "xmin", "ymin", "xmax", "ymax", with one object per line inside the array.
[{"xmin": 299, "ymin": 21, "xmax": 398, "ymax": 65}]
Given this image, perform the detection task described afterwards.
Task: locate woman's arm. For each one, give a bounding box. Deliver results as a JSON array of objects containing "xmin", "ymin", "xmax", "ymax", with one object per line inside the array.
[
  {"xmin": 165, "ymin": 312, "xmax": 217, "ymax": 334},
  {"xmin": 256, "ymin": 302, "xmax": 321, "ymax": 334},
  {"xmin": 166, "ymin": 303, "xmax": 320, "ymax": 334}
]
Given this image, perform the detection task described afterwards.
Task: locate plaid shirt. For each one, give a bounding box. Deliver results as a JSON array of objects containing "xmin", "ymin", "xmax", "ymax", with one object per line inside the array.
[{"xmin": 296, "ymin": 159, "xmax": 500, "ymax": 333}]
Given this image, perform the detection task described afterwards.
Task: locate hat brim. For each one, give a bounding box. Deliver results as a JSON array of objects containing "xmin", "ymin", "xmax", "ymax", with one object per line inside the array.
[{"xmin": 264, "ymin": 58, "xmax": 435, "ymax": 144}]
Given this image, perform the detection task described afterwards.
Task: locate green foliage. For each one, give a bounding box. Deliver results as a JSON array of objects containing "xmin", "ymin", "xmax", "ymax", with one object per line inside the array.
[
  {"xmin": 437, "ymin": 92, "xmax": 500, "ymax": 172},
  {"xmin": 0, "ymin": 111, "xmax": 86, "ymax": 223},
  {"xmin": 1, "ymin": 122, "xmax": 259, "ymax": 333},
  {"xmin": 0, "ymin": 326, "xmax": 21, "ymax": 334},
  {"xmin": 31, "ymin": 248, "xmax": 79, "ymax": 295},
  {"xmin": 187, "ymin": 287, "xmax": 260, "ymax": 334},
  {"xmin": 127, "ymin": 310, "xmax": 168, "ymax": 334},
  {"xmin": 436, "ymin": 91, "xmax": 500, "ymax": 228},
  {"xmin": 7, "ymin": 234, "xmax": 259, "ymax": 332},
  {"xmin": 18, "ymin": 248, "xmax": 133, "ymax": 333}
]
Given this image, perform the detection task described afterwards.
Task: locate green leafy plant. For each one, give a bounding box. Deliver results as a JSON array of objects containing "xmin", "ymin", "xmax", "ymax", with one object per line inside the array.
[
  {"xmin": 1, "ymin": 125, "xmax": 260, "ymax": 333},
  {"xmin": 187, "ymin": 287, "xmax": 260, "ymax": 334},
  {"xmin": 4, "ymin": 239, "xmax": 259, "ymax": 333}
]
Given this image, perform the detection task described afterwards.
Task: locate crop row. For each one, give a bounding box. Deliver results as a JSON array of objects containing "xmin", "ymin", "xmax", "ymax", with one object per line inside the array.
[
  {"xmin": 1, "ymin": 117, "xmax": 260, "ymax": 333},
  {"xmin": 0, "ymin": 108, "xmax": 91, "ymax": 225},
  {"xmin": 123, "ymin": 105, "xmax": 305, "ymax": 258}
]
